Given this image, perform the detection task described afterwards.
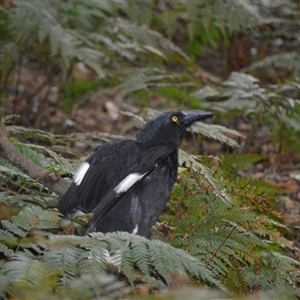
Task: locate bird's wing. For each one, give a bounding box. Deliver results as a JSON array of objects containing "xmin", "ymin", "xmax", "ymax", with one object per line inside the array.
[
  {"xmin": 85, "ymin": 143, "xmax": 177, "ymax": 234},
  {"xmin": 58, "ymin": 139, "xmax": 137, "ymax": 215}
]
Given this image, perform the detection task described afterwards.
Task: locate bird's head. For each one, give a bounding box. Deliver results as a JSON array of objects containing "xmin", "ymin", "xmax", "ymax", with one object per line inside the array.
[{"xmin": 136, "ymin": 110, "xmax": 214, "ymax": 145}]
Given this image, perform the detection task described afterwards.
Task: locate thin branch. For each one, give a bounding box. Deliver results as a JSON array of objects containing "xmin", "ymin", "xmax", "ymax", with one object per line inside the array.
[
  {"xmin": 206, "ymin": 225, "xmax": 237, "ymax": 267},
  {"xmin": 0, "ymin": 124, "xmax": 70, "ymax": 197}
]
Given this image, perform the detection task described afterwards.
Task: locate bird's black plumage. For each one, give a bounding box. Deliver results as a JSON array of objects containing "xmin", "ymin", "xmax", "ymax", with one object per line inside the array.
[{"xmin": 58, "ymin": 110, "xmax": 213, "ymax": 237}]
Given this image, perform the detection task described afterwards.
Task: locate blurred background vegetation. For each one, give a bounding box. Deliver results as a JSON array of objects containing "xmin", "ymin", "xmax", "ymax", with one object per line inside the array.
[{"xmin": 1, "ymin": 0, "xmax": 300, "ymax": 299}]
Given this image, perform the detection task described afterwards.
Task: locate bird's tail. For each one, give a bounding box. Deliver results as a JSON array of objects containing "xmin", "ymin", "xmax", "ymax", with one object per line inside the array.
[{"xmin": 57, "ymin": 185, "xmax": 78, "ymax": 216}]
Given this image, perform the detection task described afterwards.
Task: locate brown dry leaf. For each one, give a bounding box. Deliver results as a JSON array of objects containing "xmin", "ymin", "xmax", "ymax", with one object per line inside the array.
[
  {"xmin": 59, "ymin": 223, "xmax": 75, "ymax": 235},
  {"xmin": 0, "ymin": 203, "xmax": 22, "ymax": 220},
  {"xmin": 282, "ymin": 196, "xmax": 296, "ymax": 211},
  {"xmin": 0, "ymin": 0, "xmax": 15, "ymax": 8},
  {"xmin": 136, "ymin": 283, "xmax": 150, "ymax": 295},
  {"xmin": 267, "ymin": 179, "xmax": 299, "ymax": 193},
  {"xmin": 169, "ymin": 271, "xmax": 191, "ymax": 290}
]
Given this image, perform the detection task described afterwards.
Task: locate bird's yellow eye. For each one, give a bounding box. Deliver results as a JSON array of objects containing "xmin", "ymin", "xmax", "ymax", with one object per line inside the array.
[{"xmin": 171, "ymin": 115, "xmax": 180, "ymax": 125}]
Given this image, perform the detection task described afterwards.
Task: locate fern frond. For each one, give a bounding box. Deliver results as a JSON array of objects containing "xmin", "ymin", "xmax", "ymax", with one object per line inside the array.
[
  {"xmin": 1, "ymin": 221, "xmax": 27, "ymax": 238},
  {"xmin": 0, "ymin": 159, "xmax": 47, "ymax": 197},
  {"xmin": 0, "ymin": 241, "xmax": 12, "ymax": 257},
  {"xmin": 15, "ymin": 142, "xmax": 77, "ymax": 175},
  {"xmin": 164, "ymin": 158, "xmax": 299, "ymax": 295},
  {"xmin": 190, "ymin": 122, "xmax": 241, "ymax": 148},
  {"xmin": 7, "ymin": 125, "xmax": 75, "ymax": 145},
  {"xmin": 113, "ymin": 17, "xmax": 189, "ymax": 61},
  {"xmin": 117, "ymin": 68, "xmax": 187, "ymax": 94},
  {"xmin": 250, "ymin": 52, "xmax": 299, "ymax": 76},
  {"xmin": 1, "ymin": 206, "xmax": 59, "ymax": 253},
  {"xmin": 4, "ymin": 230, "xmax": 226, "ymax": 298},
  {"xmin": 2, "ymin": 250, "xmax": 42, "ymax": 283},
  {"xmin": 219, "ymin": 153, "xmax": 263, "ymax": 176},
  {"xmin": 179, "ymin": 150, "xmax": 233, "ymax": 206}
]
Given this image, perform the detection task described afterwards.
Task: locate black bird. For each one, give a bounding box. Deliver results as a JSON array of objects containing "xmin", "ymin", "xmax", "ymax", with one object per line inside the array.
[{"xmin": 58, "ymin": 110, "xmax": 213, "ymax": 237}]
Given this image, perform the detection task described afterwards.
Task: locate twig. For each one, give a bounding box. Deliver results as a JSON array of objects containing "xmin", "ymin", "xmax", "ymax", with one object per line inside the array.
[
  {"xmin": 206, "ymin": 225, "xmax": 237, "ymax": 267},
  {"xmin": 0, "ymin": 124, "xmax": 70, "ymax": 197}
]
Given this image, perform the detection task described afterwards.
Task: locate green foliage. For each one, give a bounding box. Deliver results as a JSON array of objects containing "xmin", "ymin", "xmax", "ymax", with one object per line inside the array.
[
  {"xmin": 117, "ymin": 68, "xmax": 191, "ymax": 95},
  {"xmin": 0, "ymin": 114, "xmax": 299, "ymax": 298},
  {"xmin": 249, "ymin": 0, "xmax": 300, "ymax": 76},
  {"xmin": 0, "ymin": 126, "xmax": 77, "ymax": 209},
  {"xmin": 0, "ymin": 1, "xmax": 188, "ymax": 86},
  {"xmin": 195, "ymin": 72, "xmax": 300, "ymax": 153},
  {"xmin": 1, "ymin": 0, "xmax": 288, "ymax": 113},
  {"xmin": 0, "ymin": 1, "xmax": 195, "ymax": 121},
  {"xmin": 156, "ymin": 86, "xmax": 203, "ymax": 109},
  {"xmin": 0, "ymin": 115, "xmax": 19, "ymax": 125},
  {"xmin": 152, "ymin": 1, "xmax": 261, "ymax": 58},
  {"xmin": 61, "ymin": 80, "xmax": 100, "ymax": 113},
  {"xmin": 2, "ymin": 0, "xmax": 298, "ymax": 134},
  {"xmin": 0, "ymin": 156, "xmax": 46, "ymax": 195},
  {"xmin": 163, "ymin": 152, "xmax": 299, "ymax": 295},
  {"xmin": 0, "ymin": 218, "xmax": 222, "ymax": 298},
  {"xmin": 251, "ymin": 52, "xmax": 300, "ymax": 77},
  {"xmin": 0, "ymin": 0, "xmax": 300, "ymax": 298}
]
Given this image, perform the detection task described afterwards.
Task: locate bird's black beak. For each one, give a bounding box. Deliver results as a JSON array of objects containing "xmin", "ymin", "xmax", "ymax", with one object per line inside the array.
[{"xmin": 182, "ymin": 110, "xmax": 214, "ymax": 126}]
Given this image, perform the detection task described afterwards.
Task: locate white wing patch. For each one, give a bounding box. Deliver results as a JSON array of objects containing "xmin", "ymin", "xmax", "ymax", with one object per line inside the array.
[
  {"xmin": 74, "ymin": 162, "xmax": 90, "ymax": 186},
  {"xmin": 114, "ymin": 173, "xmax": 144, "ymax": 193},
  {"xmin": 132, "ymin": 224, "xmax": 139, "ymax": 235}
]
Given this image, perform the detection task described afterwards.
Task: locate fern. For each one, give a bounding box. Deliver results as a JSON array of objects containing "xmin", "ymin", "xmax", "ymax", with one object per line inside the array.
[
  {"xmin": 250, "ymin": 52, "xmax": 300, "ymax": 76},
  {"xmin": 0, "ymin": 1, "xmax": 299, "ymax": 298},
  {"xmin": 117, "ymin": 68, "xmax": 189, "ymax": 95},
  {"xmin": 179, "ymin": 150, "xmax": 233, "ymax": 206},
  {"xmin": 219, "ymin": 153, "xmax": 263, "ymax": 176},
  {"xmin": 190, "ymin": 122, "xmax": 241, "ymax": 148},
  {"xmin": 162, "ymin": 155, "xmax": 299, "ymax": 295},
  {"xmin": 195, "ymin": 72, "xmax": 300, "ymax": 153},
  {"xmin": 249, "ymin": 0, "xmax": 300, "ymax": 76},
  {"xmin": 1, "ymin": 124, "xmax": 299, "ymax": 297},
  {"xmin": 15, "ymin": 142, "xmax": 77, "ymax": 175},
  {"xmin": 0, "ymin": 229, "xmax": 223, "ymax": 298},
  {"xmin": 7, "ymin": 125, "xmax": 75, "ymax": 145},
  {"xmin": 111, "ymin": 17, "xmax": 189, "ymax": 61},
  {"xmin": 1, "ymin": 206, "xmax": 59, "ymax": 252},
  {"xmin": 0, "ymin": 1, "xmax": 190, "ymax": 84},
  {"xmin": 154, "ymin": 0, "xmax": 261, "ymax": 57},
  {"xmin": 0, "ymin": 157, "xmax": 47, "ymax": 194},
  {"xmin": 8, "ymin": 1, "xmax": 111, "ymax": 76}
]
